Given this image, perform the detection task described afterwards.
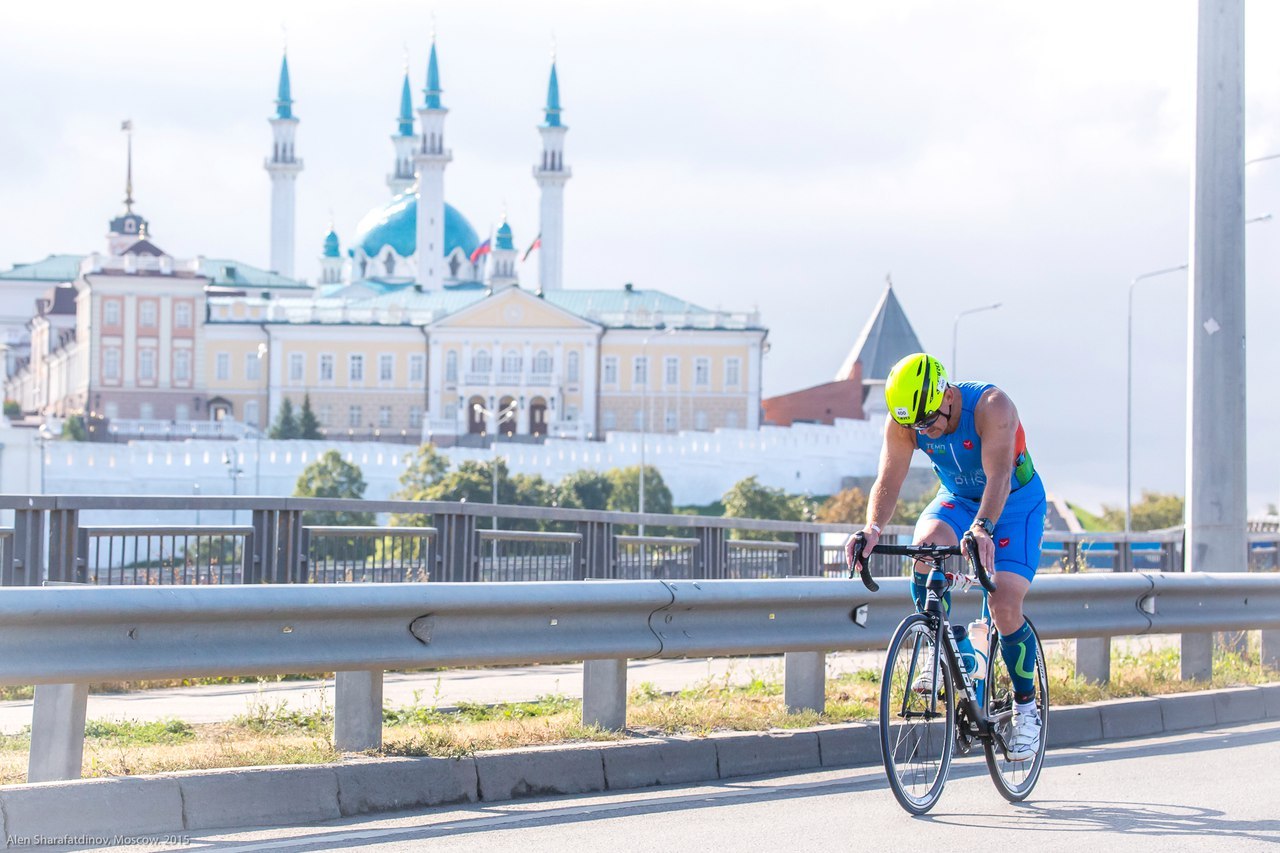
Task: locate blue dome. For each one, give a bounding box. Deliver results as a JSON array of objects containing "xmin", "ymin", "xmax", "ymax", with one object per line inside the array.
[
  {"xmin": 322, "ymin": 228, "xmax": 340, "ymax": 258},
  {"xmin": 495, "ymin": 220, "xmax": 514, "ymax": 250},
  {"xmin": 352, "ymin": 191, "xmax": 480, "ymax": 261}
]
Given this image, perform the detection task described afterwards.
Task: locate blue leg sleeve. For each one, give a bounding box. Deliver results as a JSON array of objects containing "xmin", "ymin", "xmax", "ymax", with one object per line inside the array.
[{"xmin": 998, "ymin": 620, "xmax": 1038, "ymax": 704}]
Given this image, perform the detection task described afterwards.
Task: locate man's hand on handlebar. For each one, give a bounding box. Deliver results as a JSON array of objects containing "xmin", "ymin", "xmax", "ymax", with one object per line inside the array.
[{"xmin": 846, "ymin": 525, "xmax": 881, "ymax": 567}]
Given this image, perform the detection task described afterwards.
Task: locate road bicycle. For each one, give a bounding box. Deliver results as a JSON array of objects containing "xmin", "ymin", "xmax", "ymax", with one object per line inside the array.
[{"xmin": 849, "ymin": 532, "xmax": 1048, "ymax": 815}]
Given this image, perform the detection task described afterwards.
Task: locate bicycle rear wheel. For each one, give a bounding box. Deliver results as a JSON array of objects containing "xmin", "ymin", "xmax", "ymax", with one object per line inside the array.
[
  {"xmin": 983, "ymin": 618, "xmax": 1048, "ymax": 801},
  {"xmin": 879, "ymin": 613, "xmax": 955, "ymax": 815}
]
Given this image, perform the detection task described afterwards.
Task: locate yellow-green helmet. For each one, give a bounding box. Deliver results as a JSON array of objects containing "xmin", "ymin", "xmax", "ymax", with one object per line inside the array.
[{"xmin": 885, "ymin": 353, "xmax": 948, "ymax": 426}]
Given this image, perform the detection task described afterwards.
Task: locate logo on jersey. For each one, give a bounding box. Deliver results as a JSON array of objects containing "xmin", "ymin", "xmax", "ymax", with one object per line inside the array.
[
  {"xmin": 941, "ymin": 502, "xmax": 955, "ymax": 510},
  {"xmin": 998, "ymin": 537, "xmax": 1010, "ymax": 548},
  {"xmin": 962, "ymin": 439, "xmax": 974, "ymax": 450}
]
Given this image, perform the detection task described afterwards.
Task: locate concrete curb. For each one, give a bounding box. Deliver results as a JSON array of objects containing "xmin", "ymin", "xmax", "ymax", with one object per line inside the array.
[{"xmin": 1, "ymin": 684, "xmax": 1276, "ymax": 845}]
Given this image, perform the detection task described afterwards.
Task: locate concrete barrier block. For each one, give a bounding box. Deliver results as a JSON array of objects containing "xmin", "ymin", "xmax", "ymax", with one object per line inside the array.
[
  {"xmin": 1045, "ymin": 705, "xmax": 1102, "ymax": 748},
  {"xmin": 1260, "ymin": 684, "xmax": 1280, "ymax": 719},
  {"xmin": 475, "ymin": 745, "xmax": 605, "ymax": 801},
  {"xmin": 713, "ymin": 731, "xmax": 821, "ymax": 779},
  {"xmin": 1158, "ymin": 691, "xmax": 1217, "ymax": 732},
  {"xmin": 1098, "ymin": 697, "xmax": 1163, "ymax": 740},
  {"xmin": 601, "ymin": 738, "xmax": 718, "ymax": 790},
  {"xmin": 0, "ymin": 777, "xmax": 184, "ymax": 841},
  {"xmin": 336, "ymin": 757, "xmax": 478, "ymax": 816},
  {"xmin": 179, "ymin": 765, "xmax": 341, "ymax": 831},
  {"xmin": 1212, "ymin": 686, "xmax": 1265, "ymax": 725},
  {"xmin": 817, "ymin": 724, "xmax": 880, "ymax": 767}
]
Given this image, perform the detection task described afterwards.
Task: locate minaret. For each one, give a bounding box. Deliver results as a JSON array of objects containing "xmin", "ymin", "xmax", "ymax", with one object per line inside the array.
[
  {"xmin": 265, "ymin": 51, "xmax": 303, "ymax": 278},
  {"xmin": 319, "ymin": 225, "xmax": 343, "ymax": 285},
  {"xmin": 533, "ymin": 57, "xmax": 571, "ymax": 291},
  {"xmin": 387, "ymin": 67, "xmax": 417, "ymax": 195},
  {"xmin": 488, "ymin": 217, "xmax": 518, "ymax": 290},
  {"xmin": 413, "ymin": 38, "xmax": 452, "ymax": 289}
]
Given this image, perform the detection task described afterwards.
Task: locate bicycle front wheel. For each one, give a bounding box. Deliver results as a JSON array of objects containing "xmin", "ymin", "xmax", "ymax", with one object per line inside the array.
[
  {"xmin": 983, "ymin": 617, "xmax": 1049, "ymax": 801},
  {"xmin": 879, "ymin": 613, "xmax": 955, "ymax": 815}
]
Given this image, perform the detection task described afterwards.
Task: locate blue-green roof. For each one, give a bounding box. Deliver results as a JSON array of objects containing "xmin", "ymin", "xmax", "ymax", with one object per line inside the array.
[
  {"xmin": 424, "ymin": 42, "xmax": 443, "ymax": 109},
  {"xmin": 543, "ymin": 287, "xmax": 709, "ymax": 318},
  {"xmin": 323, "ymin": 228, "xmax": 341, "ymax": 258},
  {"xmin": 544, "ymin": 62, "xmax": 562, "ymax": 127},
  {"xmin": 352, "ymin": 191, "xmax": 479, "ymax": 261},
  {"xmin": 275, "ymin": 54, "xmax": 294, "ymax": 120},
  {"xmin": 398, "ymin": 72, "xmax": 414, "ymax": 136},
  {"xmin": 495, "ymin": 220, "xmax": 514, "ymax": 250},
  {"xmin": 0, "ymin": 254, "xmax": 85, "ymax": 283},
  {"xmin": 196, "ymin": 258, "xmax": 309, "ymax": 289}
]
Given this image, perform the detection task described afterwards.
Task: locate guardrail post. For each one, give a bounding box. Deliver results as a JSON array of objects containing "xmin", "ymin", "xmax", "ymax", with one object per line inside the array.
[
  {"xmin": 334, "ymin": 670, "xmax": 384, "ymax": 752},
  {"xmin": 10, "ymin": 509, "xmax": 45, "ymax": 586},
  {"xmin": 1182, "ymin": 633, "xmax": 1213, "ymax": 681},
  {"xmin": 28, "ymin": 683, "xmax": 88, "ymax": 782},
  {"xmin": 249, "ymin": 509, "xmax": 270, "ymax": 583},
  {"xmin": 1075, "ymin": 637, "xmax": 1111, "ymax": 683},
  {"xmin": 695, "ymin": 525, "xmax": 726, "ymax": 579},
  {"xmin": 784, "ymin": 651, "xmax": 826, "ymax": 714},
  {"xmin": 577, "ymin": 520, "xmax": 614, "ymax": 579},
  {"xmin": 433, "ymin": 511, "xmax": 477, "ymax": 582},
  {"xmin": 582, "ymin": 659, "xmax": 627, "ymax": 730},
  {"xmin": 1263, "ymin": 630, "xmax": 1280, "ymax": 669},
  {"xmin": 47, "ymin": 508, "xmax": 80, "ymax": 584},
  {"xmin": 796, "ymin": 532, "xmax": 822, "ymax": 577}
]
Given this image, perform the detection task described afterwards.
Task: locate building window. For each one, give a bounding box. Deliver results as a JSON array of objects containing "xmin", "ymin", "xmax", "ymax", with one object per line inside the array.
[
  {"xmin": 246, "ymin": 352, "xmax": 262, "ymax": 381},
  {"xmin": 603, "ymin": 356, "xmax": 618, "ymax": 385},
  {"xmin": 104, "ymin": 402, "xmax": 119, "ymax": 420},
  {"xmin": 725, "ymin": 357, "xmax": 741, "ymax": 388},
  {"xmin": 410, "ymin": 354, "xmax": 425, "ymax": 383},
  {"xmin": 173, "ymin": 350, "xmax": 192, "ymax": 383},
  {"xmin": 634, "ymin": 409, "xmax": 644, "ymax": 430},
  {"xmin": 103, "ymin": 347, "xmax": 121, "ymax": 381},
  {"xmin": 103, "ymin": 299, "xmax": 121, "ymax": 327},
  {"xmin": 502, "ymin": 350, "xmax": 522, "ymax": 374},
  {"xmin": 665, "ymin": 409, "xmax": 677, "ymax": 431},
  {"xmin": 695, "ymin": 410, "xmax": 708, "ymax": 430},
  {"xmin": 379, "ymin": 405, "xmax": 393, "ymax": 427},
  {"xmin": 533, "ymin": 350, "xmax": 552, "ymax": 373},
  {"xmin": 602, "ymin": 410, "xmax": 617, "ymax": 429},
  {"xmin": 443, "ymin": 403, "xmax": 457, "ymax": 420},
  {"xmin": 471, "ymin": 349, "xmax": 491, "ymax": 373},
  {"xmin": 139, "ymin": 300, "xmax": 158, "ymax": 329},
  {"xmin": 565, "ymin": 404, "xmax": 578, "ymax": 422},
  {"xmin": 174, "ymin": 302, "xmax": 193, "ymax": 329},
  {"xmin": 319, "ymin": 405, "xmax": 332, "ymax": 427},
  {"xmin": 695, "ymin": 357, "xmax": 710, "ymax": 386},
  {"xmin": 726, "ymin": 410, "xmax": 740, "ymax": 429},
  {"xmin": 139, "ymin": 402, "xmax": 154, "ymax": 420},
  {"xmin": 348, "ymin": 405, "xmax": 362, "ymax": 428},
  {"xmin": 633, "ymin": 356, "xmax": 648, "ymax": 388},
  {"xmin": 567, "ymin": 351, "xmax": 580, "ymax": 383},
  {"xmin": 289, "ymin": 353, "xmax": 304, "ymax": 384},
  {"xmin": 175, "ymin": 404, "xmax": 190, "ymax": 422},
  {"xmin": 665, "ymin": 356, "xmax": 679, "ymax": 387},
  {"xmin": 379, "ymin": 354, "xmax": 394, "ymax": 383},
  {"xmin": 215, "ymin": 352, "xmax": 230, "ymax": 381},
  {"xmin": 139, "ymin": 349, "xmax": 157, "ymax": 382},
  {"xmin": 245, "ymin": 400, "xmax": 260, "ymax": 426},
  {"xmin": 409, "ymin": 406, "xmax": 423, "ymax": 428},
  {"xmin": 445, "ymin": 351, "xmax": 458, "ymax": 382},
  {"xmin": 349, "ymin": 354, "xmax": 364, "ymax": 383},
  {"xmin": 319, "ymin": 354, "xmax": 334, "ymax": 383}
]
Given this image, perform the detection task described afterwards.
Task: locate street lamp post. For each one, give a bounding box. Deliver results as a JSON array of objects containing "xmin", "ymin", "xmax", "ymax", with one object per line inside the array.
[
  {"xmin": 472, "ymin": 400, "xmax": 518, "ymax": 531},
  {"xmin": 36, "ymin": 425, "xmax": 53, "ymax": 495},
  {"xmin": 950, "ymin": 303, "xmax": 1001, "ymax": 378},
  {"xmin": 222, "ymin": 450, "xmax": 242, "ymax": 525}
]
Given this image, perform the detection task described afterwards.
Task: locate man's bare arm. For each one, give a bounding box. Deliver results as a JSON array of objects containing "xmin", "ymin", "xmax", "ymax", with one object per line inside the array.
[
  {"xmin": 974, "ymin": 387, "xmax": 1019, "ymax": 525},
  {"xmin": 867, "ymin": 414, "xmax": 917, "ymax": 529}
]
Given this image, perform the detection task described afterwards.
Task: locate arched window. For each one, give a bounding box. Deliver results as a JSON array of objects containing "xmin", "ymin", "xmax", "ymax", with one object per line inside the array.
[
  {"xmin": 446, "ymin": 351, "xmax": 458, "ymax": 382},
  {"xmin": 533, "ymin": 350, "xmax": 552, "ymax": 374},
  {"xmin": 472, "ymin": 349, "xmax": 491, "ymax": 373},
  {"xmin": 502, "ymin": 350, "xmax": 522, "ymax": 374},
  {"xmin": 567, "ymin": 351, "xmax": 580, "ymax": 383},
  {"xmin": 384, "ymin": 252, "xmax": 396, "ymax": 276}
]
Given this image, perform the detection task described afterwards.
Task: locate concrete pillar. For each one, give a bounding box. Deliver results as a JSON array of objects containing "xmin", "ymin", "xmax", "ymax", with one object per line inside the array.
[
  {"xmin": 1075, "ymin": 637, "xmax": 1111, "ymax": 684},
  {"xmin": 784, "ymin": 651, "xmax": 825, "ymax": 714},
  {"xmin": 334, "ymin": 670, "xmax": 384, "ymax": 752},
  {"xmin": 582, "ymin": 658, "xmax": 627, "ymax": 730},
  {"xmin": 1182, "ymin": 632, "xmax": 1214, "ymax": 682},
  {"xmin": 28, "ymin": 683, "xmax": 88, "ymax": 782}
]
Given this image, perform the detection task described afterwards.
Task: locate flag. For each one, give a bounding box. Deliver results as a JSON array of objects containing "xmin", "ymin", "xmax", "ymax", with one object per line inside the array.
[
  {"xmin": 469, "ymin": 238, "xmax": 491, "ymax": 265},
  {"xmin": 121, "ymin": 119, "xmax": 133, "ymax": 132},
  {"xmin": 521, "ymin": 233, "xmax": 542, "ymax": 262}
]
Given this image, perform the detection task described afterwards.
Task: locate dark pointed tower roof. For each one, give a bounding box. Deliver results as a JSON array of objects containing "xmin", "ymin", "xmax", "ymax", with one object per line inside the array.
[{"xmin": 836, "ymin": 280, "xmax": 925, "ymax": 382}]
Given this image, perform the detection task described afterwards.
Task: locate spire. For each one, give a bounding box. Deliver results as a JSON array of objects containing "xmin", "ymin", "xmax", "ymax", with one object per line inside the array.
[
  {"xmin": 275, "ymin": 52, "xmax": 294, "ymax": 119},
  {"xmin": 398, "ymin": 69, "xmax": 414, "ymax": 135},
  {"xmin": 424, "ymin": 40, "xmax": 442, "ymax": 109},
  {"xmin": 121, "ymin": 119, "xmax": 134, "ymax": 212},
  {"xmin": 544, "ymin": 61, "xmax": 562, "ymax": 127}
]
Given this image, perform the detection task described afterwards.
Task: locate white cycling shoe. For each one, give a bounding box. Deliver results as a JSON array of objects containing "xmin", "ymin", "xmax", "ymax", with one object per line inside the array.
[{"xmin": 1007, "ymin": 709, "xmax": 1042, "ymax": 762}]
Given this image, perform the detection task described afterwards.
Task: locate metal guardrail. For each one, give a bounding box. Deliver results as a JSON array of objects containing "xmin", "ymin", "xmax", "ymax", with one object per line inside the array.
[
  {"xmin": 303, "ymin": 525, "xmax": 435, "ymax": 583},
  {"xmin": 80, "ymin": 525, "xmax": 254, "ymax": 585},
  {"xmin": 4, "ymin": 572, "xmax": 1279, "ymax": 782}
]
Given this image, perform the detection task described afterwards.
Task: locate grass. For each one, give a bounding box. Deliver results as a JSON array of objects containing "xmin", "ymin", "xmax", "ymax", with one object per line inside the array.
[{"xmin": 0, "ymin": 643, "xmax": 1274, "ymax": 785}]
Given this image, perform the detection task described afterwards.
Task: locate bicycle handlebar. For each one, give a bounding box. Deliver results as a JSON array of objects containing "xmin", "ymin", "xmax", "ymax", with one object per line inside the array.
[{"xmin": 847, "ymin": 531, "xmax": 996, "ymax": 594}]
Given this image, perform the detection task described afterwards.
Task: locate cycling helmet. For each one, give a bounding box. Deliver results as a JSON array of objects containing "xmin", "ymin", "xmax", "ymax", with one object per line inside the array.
[{"xmin": 884, "ymin": 353, "xmax": 948, "ymax": 426}]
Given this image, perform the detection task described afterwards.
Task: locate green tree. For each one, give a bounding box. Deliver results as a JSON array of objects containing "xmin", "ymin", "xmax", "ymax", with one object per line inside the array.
[
  {"xmin": 293, "ymin": 450, "xmax": 375, "ymax": 527},
  {"xmin": 297, "ymin": 394, "xmax": 322, "ymax": 440},
  {"xmin": 60, "ymin": 414, "xmax": 89, "ymax": 442},
  {"xmin": 1100, "ymin": 491, "xmax": 1184, "ymax": 532},
  {"xmin": 816, "ymin": 487, "xmax": 869, "ymax": 525},
  {"xmin": 425, "ymin": 459, "xmax": 514, "ymax": 505},
  {"xmin": 722, "ymin": 475, "xmax": 810, "ymax": 540},
  {"xmin": 605, "ymin": 465, "xmax": 672, "ymax": 515},
  {"xmin": 388, "ymin": 444, "xmax": 452, "ymax": 531},
  {"xmin": 556, "ymin": 469, "xmax": 613, "ymax": 511},
  {"xmin": 3, "ymin": 400, "xmax": 20, "ymax": 419},
  {"xmin": 269, "ymin": 398, "xmax": 300, "ymax": 440}
]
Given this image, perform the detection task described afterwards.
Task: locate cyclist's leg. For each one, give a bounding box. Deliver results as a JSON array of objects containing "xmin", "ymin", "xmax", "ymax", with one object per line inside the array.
[
  {"xmin": 912, "ymin": 495, "xmax": 977, "ymax": 673},
  {"xmin": 990, "ymin": 491, "xmax": 1046, "ymax": 705}
]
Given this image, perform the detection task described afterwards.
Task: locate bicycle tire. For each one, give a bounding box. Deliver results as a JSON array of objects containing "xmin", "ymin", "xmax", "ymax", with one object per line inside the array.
[
  {"xmin": 879, "ymin": 613, "xmax": 955, "ymax": 815},
  {"xmin": 982, "ymin": 617, "xmax": 1049, "ymax": 801}
]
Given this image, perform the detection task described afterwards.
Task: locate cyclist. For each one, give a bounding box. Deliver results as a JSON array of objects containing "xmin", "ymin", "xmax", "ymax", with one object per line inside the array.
[{"xmin": 847, "ymin": 352, "xmax": 1047, "ymax": 760}]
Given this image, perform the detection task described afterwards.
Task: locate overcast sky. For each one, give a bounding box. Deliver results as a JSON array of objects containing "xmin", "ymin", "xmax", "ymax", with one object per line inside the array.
[{"xmin": 1, "ymin": 0, "xmax": 1278, "ymax": 513}]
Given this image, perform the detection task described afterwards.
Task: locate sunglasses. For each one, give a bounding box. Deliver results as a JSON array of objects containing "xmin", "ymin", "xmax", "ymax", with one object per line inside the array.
[{"xmin": 909, "ymin": 407, "xmax": 948, "ymax": 432}]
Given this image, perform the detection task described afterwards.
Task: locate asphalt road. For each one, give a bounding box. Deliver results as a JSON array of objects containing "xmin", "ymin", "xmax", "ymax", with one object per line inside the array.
[{"xmin": 88, "ymin": 719, "xmax": 1280, "ymax": 853}]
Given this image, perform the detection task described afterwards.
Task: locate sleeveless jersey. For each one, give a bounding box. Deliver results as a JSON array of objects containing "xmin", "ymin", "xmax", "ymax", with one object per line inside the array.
[{"xmin": 914, "ymin": 382, "xmax": 1036, "ymax": 501}]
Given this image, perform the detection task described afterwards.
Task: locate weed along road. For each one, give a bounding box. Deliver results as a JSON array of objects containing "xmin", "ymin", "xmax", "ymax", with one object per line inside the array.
[{"xmin": 82, "ymin": 720, "xmax": 1279, "ymax": 852}]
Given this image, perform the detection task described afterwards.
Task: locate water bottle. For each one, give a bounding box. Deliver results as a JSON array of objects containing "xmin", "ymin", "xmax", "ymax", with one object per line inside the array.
[{"xmin": 968, "ymin": 618, "xmax": 990, "ymax": 706}]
